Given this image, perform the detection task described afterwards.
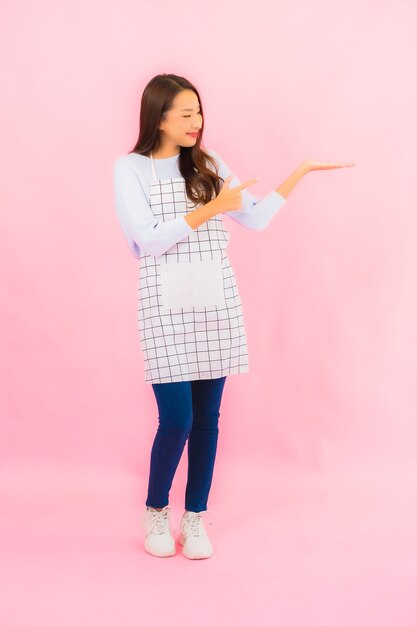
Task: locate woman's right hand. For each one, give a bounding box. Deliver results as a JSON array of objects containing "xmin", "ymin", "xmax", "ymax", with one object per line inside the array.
[{"xmin": 212, "ymin": 174, "xmax": 259, "ymax": 213}]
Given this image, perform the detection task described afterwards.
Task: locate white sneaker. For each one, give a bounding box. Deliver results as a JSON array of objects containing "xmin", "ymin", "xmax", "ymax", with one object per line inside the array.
[
  {"xmin": 140, "ymin": 505, "xmax": 176, "ymax": 557},
  {"xmin": 178, "ymin": 509, "xmax": 214, "ymax": 559}
]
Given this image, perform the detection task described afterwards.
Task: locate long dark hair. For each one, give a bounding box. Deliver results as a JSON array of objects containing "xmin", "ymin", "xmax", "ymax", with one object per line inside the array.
[{"xmin": 128, "ymin": 74, "xmax": 223, "ymax": 208}]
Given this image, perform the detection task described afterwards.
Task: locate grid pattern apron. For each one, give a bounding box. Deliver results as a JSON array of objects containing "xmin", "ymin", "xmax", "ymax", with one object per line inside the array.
[{"xmin": 137, "ymin": 153, "xmax": 249, "ymax": 384}]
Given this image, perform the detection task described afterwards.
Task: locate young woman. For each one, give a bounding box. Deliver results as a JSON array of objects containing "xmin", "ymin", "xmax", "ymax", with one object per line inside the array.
[{"xmin": 113, "ymin": 73, "xmax": 354, "ymax": 560}]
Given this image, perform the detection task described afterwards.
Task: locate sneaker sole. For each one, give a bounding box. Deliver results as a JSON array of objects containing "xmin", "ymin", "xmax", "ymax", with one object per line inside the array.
[{"xmin": 144, "ymin": 541, "xmax": 176, "ymax": 558}]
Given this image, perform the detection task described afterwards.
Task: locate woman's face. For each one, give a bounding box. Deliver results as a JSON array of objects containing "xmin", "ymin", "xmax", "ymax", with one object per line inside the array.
[{"xmin": 159, "ymin": 89, "xmax": 202, "ymax": 149}]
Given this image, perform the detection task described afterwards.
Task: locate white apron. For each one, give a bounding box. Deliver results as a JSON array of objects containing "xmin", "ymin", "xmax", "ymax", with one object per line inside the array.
[{"xmin": 137, "ymin": 153, "xmax": 249, "ymax": 384}]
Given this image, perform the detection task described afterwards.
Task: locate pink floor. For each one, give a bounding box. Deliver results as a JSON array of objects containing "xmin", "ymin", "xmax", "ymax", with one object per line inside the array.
[{"xmin": 0, "ymin": 460, "xmax": 415, "ymax": 626}]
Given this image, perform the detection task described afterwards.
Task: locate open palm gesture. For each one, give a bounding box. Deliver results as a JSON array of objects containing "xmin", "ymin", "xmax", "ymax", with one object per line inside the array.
[{"xmin": 303, "ymin": 159, "xmax": 356, "ymax": 172}]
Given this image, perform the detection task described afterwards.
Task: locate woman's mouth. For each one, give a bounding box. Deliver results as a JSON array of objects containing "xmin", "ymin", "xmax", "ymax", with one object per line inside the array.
[{"xmin": 187, "ymin": 132, "xmax": 199, "ymax": 138}]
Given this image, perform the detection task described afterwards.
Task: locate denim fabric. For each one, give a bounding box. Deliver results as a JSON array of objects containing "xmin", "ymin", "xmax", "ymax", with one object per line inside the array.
[{"xmin": 145, "ymin": 376, "xmax": 227, "ymax": 513}]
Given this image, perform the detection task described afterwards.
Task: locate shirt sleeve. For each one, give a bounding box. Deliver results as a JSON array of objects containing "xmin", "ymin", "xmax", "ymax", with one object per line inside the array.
[
  {"xmin": 113, "ymin": 156, "xmax": 195, "ymax": 258},
  {"xmin": 206, "ymin": 149, "xmax": 287, "ymax": 230}
]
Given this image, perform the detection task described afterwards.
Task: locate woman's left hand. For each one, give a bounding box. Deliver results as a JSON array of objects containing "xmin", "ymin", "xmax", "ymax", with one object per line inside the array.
[{"xmin": 301, "ymin": 160, "xmax": 356, "ymax": 173}]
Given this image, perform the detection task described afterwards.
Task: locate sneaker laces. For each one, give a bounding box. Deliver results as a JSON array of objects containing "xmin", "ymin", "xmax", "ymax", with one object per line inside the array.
[
  {"xmin": 181, "ymin": 508, "xmax": 213, "ymax": 538},
  {"xmin": 147, "ymin": 506, "xmax": 175, "ymax": 536}
]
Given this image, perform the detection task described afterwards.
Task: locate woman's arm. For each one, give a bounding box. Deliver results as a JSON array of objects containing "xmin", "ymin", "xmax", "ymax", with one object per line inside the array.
[
  {"xmin": 206, "ymin": 150, "xmax": 355, "ymax": 231},
  {"xmin": 274, "ymin": 164, "xmax": 305, "ymax": 199},
  {"xmin": 113, "ymin": 156, "xmax": 194, "ymax": 258}
]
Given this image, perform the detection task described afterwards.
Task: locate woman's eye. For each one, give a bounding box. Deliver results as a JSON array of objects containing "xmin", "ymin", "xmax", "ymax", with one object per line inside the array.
[{"xmin": 184, "ymin": 112, "xmax": 202, "ymax": 117}]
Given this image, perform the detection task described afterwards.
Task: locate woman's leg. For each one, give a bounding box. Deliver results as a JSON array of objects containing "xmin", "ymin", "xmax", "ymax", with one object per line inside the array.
[
  {"xmin": 184, "ymin": 376, "xmax": 227, "ymax": 513},
  {"xmin": 145, "ymin": 380, "xmax": 193, "ymax": 509}
]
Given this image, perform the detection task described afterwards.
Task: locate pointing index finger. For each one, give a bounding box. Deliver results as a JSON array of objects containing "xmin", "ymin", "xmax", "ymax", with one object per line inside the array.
[{"xmin": 234, "ymin": 178, "xmax": 259, "ymax": 191}]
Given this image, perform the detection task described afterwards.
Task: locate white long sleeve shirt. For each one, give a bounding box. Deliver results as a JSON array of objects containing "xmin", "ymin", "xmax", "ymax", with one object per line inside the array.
[{"xmin": 113, "ymin": 148, "xmax": 287, "ymax": 259}]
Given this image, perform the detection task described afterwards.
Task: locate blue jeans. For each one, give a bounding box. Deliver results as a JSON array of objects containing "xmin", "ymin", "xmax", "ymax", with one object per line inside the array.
[{"xmin": 145, "ymin": 376, "xmax": 227, "ymax": 513}]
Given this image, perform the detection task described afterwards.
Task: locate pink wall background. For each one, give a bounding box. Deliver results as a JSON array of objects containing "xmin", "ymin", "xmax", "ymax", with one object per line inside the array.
[{"xmin": 1, "ymin": 0, "xmax": 416, "ymax": 624}]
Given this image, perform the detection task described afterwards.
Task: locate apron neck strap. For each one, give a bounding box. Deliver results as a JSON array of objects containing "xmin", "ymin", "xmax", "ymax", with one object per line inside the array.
[{"xmin": 150, "ymin": 153, "xmax": 158, "ymax": 182}]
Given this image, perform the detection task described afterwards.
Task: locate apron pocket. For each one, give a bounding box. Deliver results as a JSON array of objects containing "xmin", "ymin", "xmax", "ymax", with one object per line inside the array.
[{"xmin": 159, "ymin": 258, "xmax": 226, "ymax": 311}]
